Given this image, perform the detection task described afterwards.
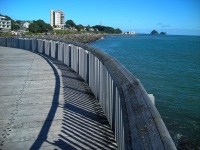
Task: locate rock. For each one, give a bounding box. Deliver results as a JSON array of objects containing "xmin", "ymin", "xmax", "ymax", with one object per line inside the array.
[
  {"xmin": 150, "ymin": 30, "xmax": 159, "ymax": 35},
  {"xmin": 35, "ymin": 33, "xmax": 104, "ymax": 43},
  {"xmin": 160, "ymin": 32, "xmax": 167, "ymax": 35}
]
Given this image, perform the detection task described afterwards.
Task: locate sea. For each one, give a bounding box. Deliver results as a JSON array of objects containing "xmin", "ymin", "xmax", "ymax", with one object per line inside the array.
[{"xmin": 90, "ymin": 35, "xmax": 200, "ymax": 150}]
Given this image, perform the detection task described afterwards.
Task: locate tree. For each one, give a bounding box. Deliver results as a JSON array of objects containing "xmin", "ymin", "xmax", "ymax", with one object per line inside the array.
[
  {"xmin": 93, "ymin": 25, "xmax": 104, "ymax": 31},
  {"xmin": 29, "ymin": 23, "xmax": 39, "ymax": 33},
  {"xmin": 0, "ymin": 14, "xmax": 52, "ymax": 32},
  {"xmin": 86, "ymin": 25, "xmax": 90, "ymax": 31},
  {"xmin": 104, "ymin": 26, "xmax": 115, "ymax": 33},
  {"xmin": 115, "ymin": 28, "xmax": 122, "ymax": 34},
  {"xmin": 0, "ymin": 14, "xmax": 12, "ymax": 21},
  {"xmin": 15, "ymin": 20, "xmax": 23, "ymax": 30},
  {"xmin": 76, "ymin": 24, "xmax": 84, "ymax": 32},
  {"xmin": 66, "ymin": 20, "xmax": 76, "ymax": 28},
  {"xmin": 11, "ymin": 20, "xmax": 20, "ymax": 30},
  {"xmin": 35, "ymin": 20, "xmax": 46, "ymax": 32},
  {"xmin": 28, "ymin": 20, "xmax": 52, "ymax": 33},
  {"xmin": 46, "ymin": 24, "xmax": 53, "ymax": 31},
  {"xmin": 92, "ymin": 25, "xmax": 122, "ymax": 34}
]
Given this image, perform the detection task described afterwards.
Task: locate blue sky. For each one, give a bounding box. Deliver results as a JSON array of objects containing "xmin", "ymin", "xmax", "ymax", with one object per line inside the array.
[{"xmin": 0, "ymin": 0, "xmax": 200, "ymax": 35}]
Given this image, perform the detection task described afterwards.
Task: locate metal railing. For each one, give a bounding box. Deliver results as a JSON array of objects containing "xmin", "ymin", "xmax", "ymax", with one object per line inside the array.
[{"xmin": 0, "ymin": 36, "xmax": 176, "ymax": 150}]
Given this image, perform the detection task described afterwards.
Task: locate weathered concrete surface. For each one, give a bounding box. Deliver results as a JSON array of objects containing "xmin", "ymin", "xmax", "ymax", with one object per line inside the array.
[{"xmin": 0, "ymin": 46, "xmax": 117, "ymax": 150}]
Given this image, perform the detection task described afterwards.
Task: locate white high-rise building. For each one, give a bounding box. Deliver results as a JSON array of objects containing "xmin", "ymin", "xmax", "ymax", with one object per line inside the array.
[{"xmin": 50, "ymin": 10, "xmax": 65, "ymax": 28}]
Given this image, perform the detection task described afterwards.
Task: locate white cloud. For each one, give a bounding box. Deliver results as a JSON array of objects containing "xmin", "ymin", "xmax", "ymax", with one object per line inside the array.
[
  {"xmin": 157, "ymin": 22, "xmax": 170, "ymax": 28},
  {"xmin": 161, "ymin": 25, "xmax": 170, "ymax": 28}
]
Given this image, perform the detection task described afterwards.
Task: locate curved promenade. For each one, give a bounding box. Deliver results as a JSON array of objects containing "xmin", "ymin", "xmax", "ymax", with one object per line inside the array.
[
  {"xmin": 0, "ymin": 46, "xmax": 117, "ymax": 149},
  {"xmin": 0, "ymin": 37, "xmax": 176, "ymax": 150}
]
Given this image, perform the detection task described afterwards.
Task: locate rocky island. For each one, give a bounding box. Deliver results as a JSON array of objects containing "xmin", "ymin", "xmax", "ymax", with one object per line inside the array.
[
  {"xmin": 150, "ymin": 30, "xmax": 167, "ymax": 35},
  {"xmin": 150, "ymin": 30, "xmax": 159, "ymax": 35},
  {"xmin": 160, "ymin": 32, "xmax": 167, "ymax": 35}
]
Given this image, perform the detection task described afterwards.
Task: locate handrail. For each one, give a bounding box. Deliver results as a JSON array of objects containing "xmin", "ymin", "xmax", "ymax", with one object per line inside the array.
[{"xmin": 0, "ymin": 36, "xmax": 176, "ymax": 150}]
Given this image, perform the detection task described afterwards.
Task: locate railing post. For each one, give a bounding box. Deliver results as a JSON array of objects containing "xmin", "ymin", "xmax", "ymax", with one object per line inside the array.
[
  {"xmin": 6, "ymin": 37, "xmax": 13, "ymax": 47},
  {"xmin": 70, "ymin": 45, "xmax": 79, "ymax": 73},
  {"xmin": 31, "ymin": 38, "xmax": 38, "ymax": 52},
  {"xmin": 78, "ymin": 47, "xmax": 85, "ymax": 81},
  {"xmin": 63, "ymin": 43, "xmax": 70, "ymax": 66},
  {"xmin": 13, "ymin": 38, "xmax": 19, "ymax": 48},
  {"xmin": 148, "ymin": 94, "xmax": 155, "ymax": 105},
  {"xmin": 24, "ymin": 38, "xmax": 31, "ymax": 50},
  {"xmin": 38, "ymin": 39, "xmax": 44, "ymax": 54},
  {"xmin": 5, "ymin": 37, "xmax": 8, "ymax": 47},
  {"xmin": 0, "ymin": 37, "xmax": 4, "ymax": 46},
  {"xmin": 50, "ymin": 41, "xmax": 58, "ymax": 58},
  {"xmin": 94, "ymin": 57, "xmax": 100, "ymax": 99},
  {"xmin": 45, "ymin": 40, "xmax": 51, "ymax": 56},
  {"xmin": 78, "ymin": 48, "xmax": 89, "ymax": 84},
  {"xmin": 58, "ymin": 42, "xmax": 64, "ymax": 62},
  {"xmin": 19, "ymin": 38, "xmax": 25, "ymax": 49},
  {"xmin": 89, "ymin": 52, "xmax": 95, "ymax": 94},
  {"xmin": 86, "ymin": 51, "xmax": 89, "ymax": 84}
]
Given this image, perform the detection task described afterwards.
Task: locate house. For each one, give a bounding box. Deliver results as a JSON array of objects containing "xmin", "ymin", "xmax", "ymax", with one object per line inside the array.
[
  {"xmin": 89, "ymin": 28, "xmax": 94, "ymax": 31},
  {"xmin": 0, "ymin": 16, "xmax": 11, "ymax": 30},
  {"xmin": 23, "ymin": 22, "xmax": 30, "ymax": 29}
]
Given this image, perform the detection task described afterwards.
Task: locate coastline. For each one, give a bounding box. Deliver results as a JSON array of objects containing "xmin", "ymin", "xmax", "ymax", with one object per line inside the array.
[{"xmin": 34, "ymin": 33, "xmax": 104, "ymax": 43}]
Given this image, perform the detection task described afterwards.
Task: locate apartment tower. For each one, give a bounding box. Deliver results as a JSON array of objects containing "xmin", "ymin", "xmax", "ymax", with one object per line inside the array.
[{"xmin": 50, "ymin": 10, "xmax": 65, "ymax": 28}]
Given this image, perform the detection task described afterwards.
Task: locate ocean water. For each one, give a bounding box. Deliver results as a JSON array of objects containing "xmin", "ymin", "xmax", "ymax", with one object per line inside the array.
[{"xmin": 90, "ymin": 35, "xmax": 200, "ymax": 149}]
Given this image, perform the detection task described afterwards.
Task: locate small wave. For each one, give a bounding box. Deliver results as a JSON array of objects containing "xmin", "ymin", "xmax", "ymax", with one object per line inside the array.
[
  {"xmin": 175, "ymin": 133, "xmax": 182, "ymax": 140},
  {"xmin": 174, "ymin": 133, "xmax": 183, "ymax": 147}
]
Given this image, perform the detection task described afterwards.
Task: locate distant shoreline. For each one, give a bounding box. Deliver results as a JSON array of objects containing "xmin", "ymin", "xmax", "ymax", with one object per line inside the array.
[{"xmin": 33, "ymin": 33, "xmax": 104, "ymax": 43}]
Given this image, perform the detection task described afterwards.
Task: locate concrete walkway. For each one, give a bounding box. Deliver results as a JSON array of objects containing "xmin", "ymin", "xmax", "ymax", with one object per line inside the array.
[{"xmin": 0, "ymin": 47, "xmax": 117, "ymax": 150}]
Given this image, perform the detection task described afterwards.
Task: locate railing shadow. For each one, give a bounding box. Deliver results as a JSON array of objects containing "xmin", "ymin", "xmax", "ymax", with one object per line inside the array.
[
  {"xmin": 30, "ymin": 53, "xmax": 117, "ymax": 149},
  {"xmin": 29, "ymin": 53, "xmax": 60, "ymax": 150}
]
